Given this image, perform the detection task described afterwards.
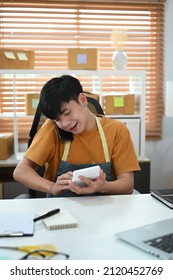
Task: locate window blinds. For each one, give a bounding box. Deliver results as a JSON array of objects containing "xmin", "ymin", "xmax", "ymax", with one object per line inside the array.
[{"xmin": 0, "ymin": 0, "xmax": 165, "ymax": 140}]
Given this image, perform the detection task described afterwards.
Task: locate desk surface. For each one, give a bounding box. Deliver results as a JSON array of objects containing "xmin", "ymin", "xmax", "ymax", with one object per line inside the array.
[{"xmin": 0, "ymin": 194, "xmax": 172, "ymax": 260}]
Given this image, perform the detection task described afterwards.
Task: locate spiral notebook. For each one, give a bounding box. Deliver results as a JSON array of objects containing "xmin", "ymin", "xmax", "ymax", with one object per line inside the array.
[{"xmin": 42, "ymin": 210, "xmax": 79, "ymax": 230}]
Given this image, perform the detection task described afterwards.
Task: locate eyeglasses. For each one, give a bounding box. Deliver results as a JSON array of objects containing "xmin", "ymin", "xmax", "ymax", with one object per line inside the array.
[{"xmin": 19, "ymin": 249, "xmax": 70, "ymax": 260}]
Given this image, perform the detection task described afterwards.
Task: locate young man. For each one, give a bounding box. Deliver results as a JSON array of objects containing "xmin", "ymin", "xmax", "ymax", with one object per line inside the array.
[{"xmin": 13, "ymin": 75, "xmax": 140, "ymax": 197}]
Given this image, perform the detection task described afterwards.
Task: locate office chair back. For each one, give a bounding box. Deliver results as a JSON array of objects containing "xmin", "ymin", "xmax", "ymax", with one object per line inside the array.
[{"xmin": 28, "ymin": 92, "xmax": 104, "ymax": 198}]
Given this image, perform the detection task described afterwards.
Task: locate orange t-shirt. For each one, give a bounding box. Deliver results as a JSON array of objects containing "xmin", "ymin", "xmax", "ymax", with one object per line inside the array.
[{"xmin": 24, "ymin": 116, "xmax": 140, "ymax": 182}]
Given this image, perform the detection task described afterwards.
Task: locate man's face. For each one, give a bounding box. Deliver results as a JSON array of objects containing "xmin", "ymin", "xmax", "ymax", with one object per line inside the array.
[{"xmin": 54, "ymin": 93, "xmax": 89, "ymax": 134}]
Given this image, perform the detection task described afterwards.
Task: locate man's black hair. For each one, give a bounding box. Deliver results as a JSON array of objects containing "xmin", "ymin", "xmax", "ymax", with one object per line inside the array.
[{"xmin": 39, "ymin": 75, "xmax": 83, "ymax": 119}]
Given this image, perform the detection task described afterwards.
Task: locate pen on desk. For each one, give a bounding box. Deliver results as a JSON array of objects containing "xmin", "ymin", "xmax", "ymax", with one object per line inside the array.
[{"xmin": 33, "ymin": 208, "xmax": 60, "ymax": 222}]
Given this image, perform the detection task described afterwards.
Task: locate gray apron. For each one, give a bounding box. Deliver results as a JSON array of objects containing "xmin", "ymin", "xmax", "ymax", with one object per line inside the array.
[{"xmin": 48, "ymin": 117, "xmax": 113, "ymax": 197}]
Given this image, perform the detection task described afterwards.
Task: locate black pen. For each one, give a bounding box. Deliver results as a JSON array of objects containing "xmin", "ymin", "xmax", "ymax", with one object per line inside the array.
[{"xmin": 33, "ymin": 208, "xmax": 60, "ymax": 222}]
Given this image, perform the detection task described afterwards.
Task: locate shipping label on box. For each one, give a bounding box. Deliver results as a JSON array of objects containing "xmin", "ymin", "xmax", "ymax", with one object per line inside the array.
[
  {"xmin": 0, "ymin": 133, "xmax": 14, "ymax": 160},
  {"xmin": 26, "ymin": 93, "xmax": 40, "ymax": 115},
  {"xmin": 103, "ymin": 94, "xmax": 135, "ymax": 115},
  {"xmin": 0, "ymin": 48, "xmax": 34, "ymax": 69},
  {"xmin": 68, "ymin": 48, "xmax": 98, "ymax": 70}
]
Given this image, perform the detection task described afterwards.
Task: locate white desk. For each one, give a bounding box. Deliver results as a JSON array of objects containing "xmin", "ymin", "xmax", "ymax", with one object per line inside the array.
[{"xmin": 0, "ymin": 194, "xmax": 173, "ymax": 260}]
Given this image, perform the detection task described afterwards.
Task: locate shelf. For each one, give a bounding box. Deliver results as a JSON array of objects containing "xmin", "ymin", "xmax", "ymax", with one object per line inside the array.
[
  {"xmin": 0, "ymin": 153, "xmax": 23, "ymax": 167},
  {"xmin": 0, "ymin": 69, "xmax": 145, "ymax": 76},
  {"xmin": 105, "ymin": 114, "xmax": 141, "ymax": 118},
  {"xmin": 0, "ymin": 113, "xmax": 35, "ymax": 118},
  {"xmin": 0, "ymin": 69, "xmax": 146, "ymax": 159}
]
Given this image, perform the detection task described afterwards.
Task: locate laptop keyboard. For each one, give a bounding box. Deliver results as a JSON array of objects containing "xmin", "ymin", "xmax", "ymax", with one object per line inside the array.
[{"xmin": 144, "ymin": 233, "xmax": 173, "ymax": 253}]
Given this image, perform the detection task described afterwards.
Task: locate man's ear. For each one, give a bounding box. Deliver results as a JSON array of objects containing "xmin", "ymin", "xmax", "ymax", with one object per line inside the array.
[{"xmin": 78, "ymin": 92, "xmax": 87, "ymax": 106}]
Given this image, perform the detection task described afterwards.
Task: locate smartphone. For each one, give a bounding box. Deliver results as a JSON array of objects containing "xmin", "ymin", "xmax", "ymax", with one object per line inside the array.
[
  {"xmin": 72, "ymin": 165, "xmax": 101, "ymax": 187},
  {"xmin": 55, "ymin": 124, "xmax": 74, "ymax": 141}
]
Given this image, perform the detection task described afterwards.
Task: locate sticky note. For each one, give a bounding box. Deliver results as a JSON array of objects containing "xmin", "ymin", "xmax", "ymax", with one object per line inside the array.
[
  {"xmin": 4, "ymin": 51, "xmax": 16, "ymax": 59},
  {"xmin": 77, "ymin": 54, "xmax": 87, "ymax": 64},
  {"xmin": 32, "ymin": 99, "xmax": 39, "ymax": 109},
  {"xmin": 17, "ymin": 52, "xmax": 28, "ymax": 61},
  {"xmin": 113, "ymin": 96, "xmax": 124, "ymax": 107}
]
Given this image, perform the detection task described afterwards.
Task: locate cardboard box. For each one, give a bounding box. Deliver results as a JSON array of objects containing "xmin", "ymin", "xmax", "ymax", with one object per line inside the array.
[
  {"xmin": 103, "ymin": 94, "xmax": 135, "ymax": 115},
  {"xmin": 25, "ymin": 93, "xmax": 40, "ymax": 115},
  {"xmin": 68, "ymin": 48, "xmax": 98, "ymax": 70},
  {"xmin": 0, "ymin": 133, "xmax": 14, "ymax": 160},
  {"xmin": 0, "ymin": 48, "xmax": 34, "ymax": 69}
]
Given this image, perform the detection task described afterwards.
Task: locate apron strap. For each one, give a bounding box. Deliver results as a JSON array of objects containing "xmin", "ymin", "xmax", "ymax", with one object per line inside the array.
[
  {"xmin": 61, "ymin": 141, "xmax": 71, "ymax": 161},
  {"xmin": 95, "ymin": 116, "xmax": 110, "ymax": 163},
  {"xmin": 62, "ymin": 116, "xmax": 110, "ymax": 163}
]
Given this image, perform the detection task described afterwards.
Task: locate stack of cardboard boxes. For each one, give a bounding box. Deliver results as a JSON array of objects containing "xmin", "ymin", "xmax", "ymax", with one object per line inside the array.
[{"xmin": 0, "ymin": 133, "xmax": 14, "ymax": 160}]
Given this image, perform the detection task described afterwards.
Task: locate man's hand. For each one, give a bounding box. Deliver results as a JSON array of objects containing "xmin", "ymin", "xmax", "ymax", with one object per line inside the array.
[
  {"xmin": 50, "ymin": 171, "xmax": 73, "ymax": 196},
  {"xmin": 69, "ymin": 169, "xmax": 106, "ymax": 195}
]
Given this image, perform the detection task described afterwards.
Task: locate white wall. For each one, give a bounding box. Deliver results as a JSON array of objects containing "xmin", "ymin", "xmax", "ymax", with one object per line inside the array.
[{"xmin": 146, "ymin": 0, "xmax": 173, "ymax": 189}]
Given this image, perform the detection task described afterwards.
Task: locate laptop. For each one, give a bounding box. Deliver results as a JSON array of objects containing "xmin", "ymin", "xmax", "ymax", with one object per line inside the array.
[
  {"xmin": 116, "ymin": 217, "xmax": 173, "ymax": 259},
  {"xmin": 151, "ymin": 188, "xmax": 173, "ymax": 209}
]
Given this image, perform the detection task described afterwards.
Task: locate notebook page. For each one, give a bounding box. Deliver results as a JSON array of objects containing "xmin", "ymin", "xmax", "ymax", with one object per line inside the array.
[{"xmin": 42, "ymin": 210, "xmax": 79, "ymax": 230}]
